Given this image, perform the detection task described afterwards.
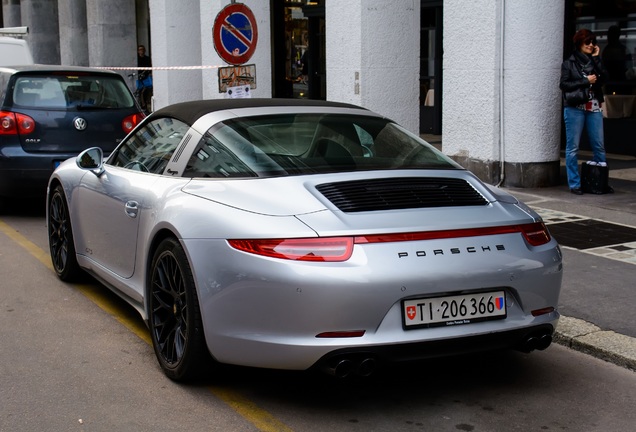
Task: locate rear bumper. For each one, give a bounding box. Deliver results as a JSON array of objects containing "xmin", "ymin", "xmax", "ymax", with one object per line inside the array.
[
  {"xmin": 315, "ymin": 323, "xmax": 555, "ymax": 365},
  {"xmin": 183, "ymin": 235, "xmax": 563, "ymax": 371},
  {"xmin": 0, "ymin": 146, "xmax": 74, "ymax": 197},
  {"xmin": 311, "ymin": 324, "xmax": 555, "ymax": 377}
]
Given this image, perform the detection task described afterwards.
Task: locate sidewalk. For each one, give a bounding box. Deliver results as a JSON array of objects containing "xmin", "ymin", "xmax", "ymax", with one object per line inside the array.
[{"xmin": 427, "ymin": 134, "xmax": 636, "ymax": 371}]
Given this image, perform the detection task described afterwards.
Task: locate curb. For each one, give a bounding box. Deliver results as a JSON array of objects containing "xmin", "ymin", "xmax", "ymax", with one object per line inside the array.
[{"xmin": 554, "ymin": 315, "xmax": 636, "ymax": 371}]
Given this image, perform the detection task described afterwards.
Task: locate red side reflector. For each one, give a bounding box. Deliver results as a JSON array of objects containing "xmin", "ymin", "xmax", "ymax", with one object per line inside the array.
[
  {"xmin": 531, "ymin": 307, "xmax": 555, "ymax": 317},
  {"xmin": 316, "ymin": 330, "xmax": 366, "ymax": 338}
]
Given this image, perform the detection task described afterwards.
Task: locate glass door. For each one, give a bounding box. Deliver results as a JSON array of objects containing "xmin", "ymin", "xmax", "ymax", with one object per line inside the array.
[
  {"xmin": 272, "ymin": 0, "xmax": 325, "ymax": 100},
  {"xmin": 420, "ymin": 3, "xmax": 442, "ymax": 135}
]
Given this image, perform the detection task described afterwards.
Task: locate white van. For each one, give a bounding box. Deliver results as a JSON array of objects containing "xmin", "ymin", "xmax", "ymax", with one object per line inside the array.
[{"xmin": 0, "ymin": 27, "xmax": 34, "ymax": 66}]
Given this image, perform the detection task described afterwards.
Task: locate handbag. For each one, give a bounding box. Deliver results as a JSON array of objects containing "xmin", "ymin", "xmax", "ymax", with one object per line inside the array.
[
  {"xmin": 581, "ymin": 162, "xmax": 613, "ymax": 194},
  {"xmin": 564, "ymin": 86, "xmax": 590, "ymax": 106}
]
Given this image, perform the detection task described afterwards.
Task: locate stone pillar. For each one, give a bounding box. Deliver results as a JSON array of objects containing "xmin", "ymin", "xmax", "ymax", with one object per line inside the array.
[
  {"xmin": 149, "ymin": 0, "xmax": 271, "ymax": 109},
  {"xmin": 20, "ymin": 0, "xmax": 60, "ymax": 64},
  {"xmin": 443, "ymin": 0, "xmax": 565, "ymax": 187},
  {"xmin": 58, "ymin": 0, "xmax": 88, "ymax": 66},
  {"xmin": 86, "ymin": 0, "xmax": 136, "ymax": 68},
  {"xmin": 149, "ymin": 0, "xmax": 202, "ymax": 109},
  {"xmin": 2, "ymin": 0, "xmax": 22, "ymax": 27},
  {"xmin": 326, "ymin": 0, "xmax": 420, "ymax": 133}
]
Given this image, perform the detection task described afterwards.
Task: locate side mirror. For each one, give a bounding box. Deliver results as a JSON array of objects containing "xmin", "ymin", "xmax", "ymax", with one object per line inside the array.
[{"xmin": 76, "ymin": 147, "xmax": 104, "ymax": 176}]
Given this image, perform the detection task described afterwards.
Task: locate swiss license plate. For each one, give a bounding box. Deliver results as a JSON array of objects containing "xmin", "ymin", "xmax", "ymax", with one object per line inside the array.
[{"xmin": 402, "ymin": 291, "xmax": 506, "ymax": 329}]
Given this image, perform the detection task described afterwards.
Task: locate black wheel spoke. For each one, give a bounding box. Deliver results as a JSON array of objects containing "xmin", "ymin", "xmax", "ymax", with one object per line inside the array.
[
  {"xmin": 49, "ymin": 192, "xmax": 70, "ymax": 273},
  {"xmin": 151, "ymin": 251, "xmax": 189, "ymax": 365},
  {"xmin": 149, "ymin": 237, "xmax": 207, "ymax": 380},
  {"xmin": 48, "ymin": 185, "xmax": 82, "ymax": 282}
]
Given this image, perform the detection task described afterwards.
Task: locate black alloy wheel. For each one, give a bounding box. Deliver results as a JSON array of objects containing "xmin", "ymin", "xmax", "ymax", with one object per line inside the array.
[
  {"xmin": 48, "ymin": 185, "xmax": 82, "ymax": 281},
  {"xmin": 149, "ymin": 237, "xmax": 209, "ymax": 381}
]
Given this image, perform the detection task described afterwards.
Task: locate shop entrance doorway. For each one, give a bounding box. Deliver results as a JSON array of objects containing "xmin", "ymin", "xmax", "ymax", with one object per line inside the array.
[
  {"xmin": 272, "ymin": 1, "xmax": 325, "ymax": 99},
  {"xmin": 420, "ymin": 3, "xmax": 443, "ymax": 135}
]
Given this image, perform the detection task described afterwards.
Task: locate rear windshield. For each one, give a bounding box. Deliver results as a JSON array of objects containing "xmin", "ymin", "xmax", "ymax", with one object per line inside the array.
[
  {"xmin": 183, "ymin": 113, "xmax": 460, "ymax": 178},
  {"xmin": 12, "ymin": 74, "xmax": 135, "ymax": 109}
]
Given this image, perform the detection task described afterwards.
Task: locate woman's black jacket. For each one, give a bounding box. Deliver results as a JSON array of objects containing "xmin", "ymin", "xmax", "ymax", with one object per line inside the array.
[{"xmin": 560, "ymin": 51, "xmax": 607, "ymax": 106}]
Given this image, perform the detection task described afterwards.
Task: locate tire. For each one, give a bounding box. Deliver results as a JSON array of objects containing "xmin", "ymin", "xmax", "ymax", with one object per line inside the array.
[
  {"xmin": 48, "ymin": 185, "xmax": 83, "ymax": 281},
  {"xmin": 149, "ymin": 237, "xmax": 209, "ymax": 381}
]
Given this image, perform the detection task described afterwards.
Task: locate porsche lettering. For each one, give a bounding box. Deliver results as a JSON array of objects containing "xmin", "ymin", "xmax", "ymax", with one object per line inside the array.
[{"xmin": 398, "ymin": 244, "xmax": 506, "ymax": 258}]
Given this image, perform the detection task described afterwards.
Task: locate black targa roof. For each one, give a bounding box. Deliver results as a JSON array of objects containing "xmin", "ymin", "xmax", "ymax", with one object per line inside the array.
[{"xmin": 150, "ymin": 98, "xmax": 368, "ymax": 127}]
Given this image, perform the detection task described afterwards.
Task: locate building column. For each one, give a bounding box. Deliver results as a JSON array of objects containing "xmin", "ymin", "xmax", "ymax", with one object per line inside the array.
[
  {"xmin": 149, "ymin": 0, "xmax": 271, "ymax": 109},
  {"xmin": 86, "ymin": 0, "xmax": 136, "ymax": 68},
  {"xmin": 21, "ymin": 0, "xmax": 60, "ymax": 64},
  {"xmin": 443, "ymin": 0, "xmax": 565, "ymax": 187},
  {"xmin": 58, "ymin": 0, "xmax": 88, "ymax": 66},
  {"xmin": 2, "ymin": 0, "xmax": 22, "ymax": 27},
  {"xmin": 149, "ymin": 0, "xmax": 202, "ymax": 108},
  {"xmin": 326, "ymin": 0, "xmax": 420, "ymax": 133}
]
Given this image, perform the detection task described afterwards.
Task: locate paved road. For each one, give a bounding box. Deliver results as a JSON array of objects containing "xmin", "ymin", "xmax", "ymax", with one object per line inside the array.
[
  {"xmin": 0, "ymin": 151, "xmax": 635, "ymax": 430},
  {"xmin": 1, "ymin": 228, "xmax": 635, "ymax": 431}
]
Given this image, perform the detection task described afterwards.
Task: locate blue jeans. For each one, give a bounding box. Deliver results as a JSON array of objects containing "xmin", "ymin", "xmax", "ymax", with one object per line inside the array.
[{"xmin": 563, "ymin": 107, "xmax": 606, "ymax": 189}]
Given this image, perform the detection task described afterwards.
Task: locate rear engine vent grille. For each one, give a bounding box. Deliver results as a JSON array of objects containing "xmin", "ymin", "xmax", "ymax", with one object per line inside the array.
[{"xmin": 316, "ymin": 177, "xmax": 488, "ymax": 212}]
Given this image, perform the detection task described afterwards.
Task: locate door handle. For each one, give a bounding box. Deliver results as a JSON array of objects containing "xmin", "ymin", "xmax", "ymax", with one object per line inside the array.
[{"xmin": 125, "ymin": 201, "xmax": 139, "ymax": 218}]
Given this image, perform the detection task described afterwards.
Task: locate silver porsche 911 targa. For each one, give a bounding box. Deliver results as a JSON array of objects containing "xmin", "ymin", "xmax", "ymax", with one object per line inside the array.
[{"xmin": 47, "ymin": 99, "xmax": 562, "ymax": 381}]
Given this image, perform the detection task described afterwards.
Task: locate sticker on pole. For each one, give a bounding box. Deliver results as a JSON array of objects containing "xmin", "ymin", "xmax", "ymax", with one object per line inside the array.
[{"xmin": 212, "ymin": 3, "xmax": 258, "ymax": 65}]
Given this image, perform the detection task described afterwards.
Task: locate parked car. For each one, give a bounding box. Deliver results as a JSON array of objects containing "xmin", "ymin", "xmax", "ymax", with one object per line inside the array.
[
  {"xmin": 0, "ymin": 36, "xmax": 33, "ymax": 66},
  {"xmin": 0, "ymin": 65, "xmax": 144, "ymax": 207},
  {"xmin": 47, "ymin": 99, "xmax": 563, "ymax": 381},
  {"xmin": 0, "ymin": 27, "xmax": 33, "ymax": 66}
]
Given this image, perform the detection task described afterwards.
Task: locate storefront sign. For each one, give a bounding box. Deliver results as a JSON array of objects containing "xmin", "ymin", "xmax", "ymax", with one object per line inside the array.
[{"xmin": 212, "ymin": 3, "xmax": 258, "ymax": 65}]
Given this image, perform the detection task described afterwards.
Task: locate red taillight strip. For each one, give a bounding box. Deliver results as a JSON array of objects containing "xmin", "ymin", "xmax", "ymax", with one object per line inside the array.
[
  {"xmin": 228, "ymin": 223, "xmax": 551, "ymax": 262},
  {"xmin": 355, "ymin": 222, "xmax": 551, "ymax": 247}
]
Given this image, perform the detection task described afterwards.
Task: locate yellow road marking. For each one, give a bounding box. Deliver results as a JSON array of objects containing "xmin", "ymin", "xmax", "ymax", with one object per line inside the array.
[{"xmin": 0, "ymin": 218, "xmax": 294, "ymax": 432}]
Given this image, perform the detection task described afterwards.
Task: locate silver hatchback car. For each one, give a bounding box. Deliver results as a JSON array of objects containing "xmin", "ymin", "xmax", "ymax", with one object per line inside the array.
[{"xmin": 47, "ymin": 99, "xmax": 562, "ymax": 381}]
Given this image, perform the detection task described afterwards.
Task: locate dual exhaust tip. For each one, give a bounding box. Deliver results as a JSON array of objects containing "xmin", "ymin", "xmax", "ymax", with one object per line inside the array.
[
  {"xmin": 322, "ymin": 332, "xmax": 554, "ymax": 377},
  {"xmin": 323, "ymin": 356, "xmax": 378, "ymax": 379},
  {"xmin": 518, "ymin": 333, "xmax": 553, "ymax": 353}
]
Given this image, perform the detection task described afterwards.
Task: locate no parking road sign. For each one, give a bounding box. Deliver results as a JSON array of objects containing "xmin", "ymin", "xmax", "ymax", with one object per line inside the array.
[{"xmin": 213, "ymin": 3, "xmax": 259, "ymax": 65}]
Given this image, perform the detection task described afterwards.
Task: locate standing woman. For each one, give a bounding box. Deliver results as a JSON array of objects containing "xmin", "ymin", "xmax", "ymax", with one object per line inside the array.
[{"xmin": 560, "ymin": 29, "xmax": 608, "ymax": 195}]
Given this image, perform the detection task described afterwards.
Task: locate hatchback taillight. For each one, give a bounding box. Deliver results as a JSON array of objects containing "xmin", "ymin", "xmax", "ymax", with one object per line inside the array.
[
  {"xmin": 122, "ymin": 112, "xmax": 145, "ymax": 134},
  {"xmin": 0, "ymin": 111, "xmax": 35, "ymax": 135}
]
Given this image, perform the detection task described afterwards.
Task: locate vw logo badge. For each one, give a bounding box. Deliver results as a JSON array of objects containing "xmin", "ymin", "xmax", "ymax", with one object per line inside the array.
[{"xmin": 73, "ymin": 117, "xmax": 87, "ymax": 131}]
